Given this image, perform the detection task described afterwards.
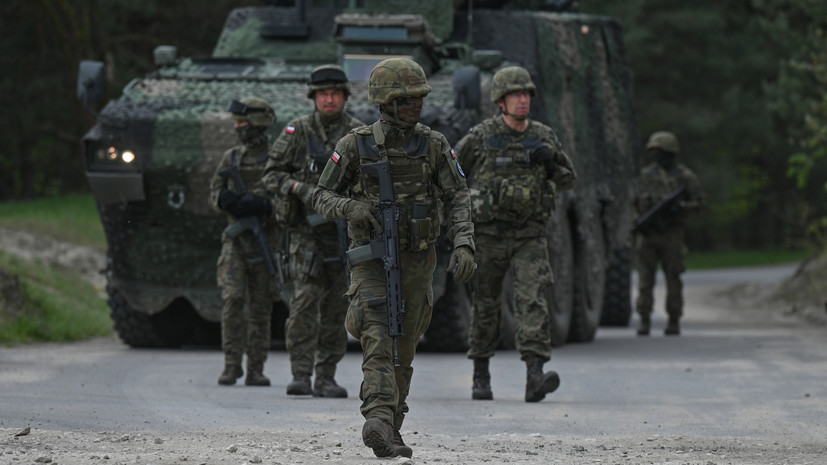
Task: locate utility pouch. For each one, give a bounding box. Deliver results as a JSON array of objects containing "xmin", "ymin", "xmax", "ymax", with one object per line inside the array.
[
  {"xmin": 408, "ymin": 202, "xmax": 431, "ymax": 252},
  {"xmin": 274, "ymin": 192, "xmax": 300, "ymax": 227},
  {"xmin": 497, "ymin": 177, "xmax": 535, "ymax": 221}
]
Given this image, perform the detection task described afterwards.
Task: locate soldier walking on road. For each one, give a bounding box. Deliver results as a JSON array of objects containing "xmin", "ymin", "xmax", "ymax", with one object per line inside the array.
[
  {"xmin": 262, "ymin": 65, "xmax": 364, "ymax": 398},
  {"xmin": 632, "ymin": 131, "xmax": 704, "ymax": 336},
  {"xmin": 209, "ymin": 97, "xmax": 280, "ymax": 386},
  {"xmin": 454, "ymin": 66, "xmax": 576, "ymax": 403},
  {"xmin": 312, "ymin": 58, "xmax": 476, "ymax": 458}
]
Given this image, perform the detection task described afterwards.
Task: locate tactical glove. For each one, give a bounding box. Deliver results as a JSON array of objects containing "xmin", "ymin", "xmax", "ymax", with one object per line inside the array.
[
  {"xmin": 344, "ymin": 200, "xmax": 382, "ymax": 234},
  {"xmin": 232, "ymin": 193, "xmax": 272, "ymax": 217},
  {"xmin": 218, "ymin": 188, "xmax": 239, "ymax": 212},
  {"xmin": 448, "ymin": 245, "xmax": 476, "ymax": 284},
  {"xmin": 531, "ymin": 146, "xmax": 557, "ymax": 179}
]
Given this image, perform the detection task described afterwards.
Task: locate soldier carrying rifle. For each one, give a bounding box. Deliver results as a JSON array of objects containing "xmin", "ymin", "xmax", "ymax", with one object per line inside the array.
[{"xmin": 632, "ymin": 131, "xmax": 704, "ymax": 336}]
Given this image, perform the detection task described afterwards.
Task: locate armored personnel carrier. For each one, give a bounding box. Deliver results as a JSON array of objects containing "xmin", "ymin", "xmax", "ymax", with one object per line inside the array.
[{"xmin": 77, "ymin": 0, "xmax": 638, "ymax": 348}]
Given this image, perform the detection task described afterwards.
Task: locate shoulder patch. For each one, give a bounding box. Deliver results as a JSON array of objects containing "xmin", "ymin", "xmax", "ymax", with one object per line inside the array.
[
  {"xmin": 331, "ymin": 151, "xmax": 341, "ymax": 163},
  {"xmin": 285, "ymin": 126, "xmax": 295, "ymax": 134}
]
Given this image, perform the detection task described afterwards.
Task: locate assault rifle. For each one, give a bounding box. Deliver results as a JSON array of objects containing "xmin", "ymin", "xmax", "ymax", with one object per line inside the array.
[
  {"xmin": 344, "ymin": 160, "xmax": 405, "ymax": 366},
  {"xmin": 219, "ymin": 166, "xmax": 288, "ymax": 286},
  {"xmin": 632, "ymin": 186, "xmax": 687, "ymax": 235}
]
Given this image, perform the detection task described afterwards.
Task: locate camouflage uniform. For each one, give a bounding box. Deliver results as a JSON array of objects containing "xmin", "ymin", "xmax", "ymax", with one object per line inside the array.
[
  {"xmin": 455, "ymin": 65, "xmax": 575, "ymax": 402},
  {"xmin": 208, "ymin": 97, "xmax": 280, "ymax": 386},
  {"xmin": 262, "ymin": 66, "xmax": 364, "ymax": 396},
  {"xmin": 457, "ymin": 116, "xmax": 575, "ymax": 359},
  {"xmin": 312, "ymin": 58, "xmax": 474, "ymax": 458},
  {"xmin": 632, "ymin": 131, "xmax": 703, "ymax": 335}
]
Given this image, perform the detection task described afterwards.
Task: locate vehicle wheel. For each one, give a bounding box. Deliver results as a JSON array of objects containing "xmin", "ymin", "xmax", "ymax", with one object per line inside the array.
[
  {"xmin": 547, "ymin": 213, "xmax": 574, "ymax": 347},
  {"xmin": 108, "ymin": 285, "xmax": 192, "ymax": 348},
  {"xmin": 600, "ymin": 245, "xmax": 633, "ymax": 326},
  {"xmin": 422, "ymin": 276, "xmax": 470, "ymax": 352},
  {"xmin": 567, "ymin": 209, "xmax": 607, "ymax": 343}
]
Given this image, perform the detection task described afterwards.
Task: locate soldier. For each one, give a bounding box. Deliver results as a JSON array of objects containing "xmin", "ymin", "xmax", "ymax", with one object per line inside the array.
[
  {"xmin": 208, "ymin": 97, "xmax": 280, "ymax": 387},
  {"xmin": 632, "ymin": 131, "xmax": 704, "ymax": 336},
  {"xmin": 262, "ymin": 65, "xmax": 364, "ymax": 397},
  {"xmin": 312, "ymin": 58, "xmax": 475, "ymax": 458},
  {"xmin": 454, "ymin": 65, "xmax": 576, "ymax": 403}
]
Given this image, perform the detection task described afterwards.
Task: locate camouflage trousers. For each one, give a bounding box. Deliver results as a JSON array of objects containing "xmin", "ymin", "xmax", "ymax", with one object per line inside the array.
[
  {"xmin": 468, "ymin": 234, "xmax": 553, "ymax": 361},
  {"xmin": 285, "ymin": 232, "xmax": 348, "ymax": 378},
  {"xmin": 344, "ymin": 246, "xmax": 435, "ymax": 430},
  {"xmin": 217, "ymin": 232, "xmax": 280, "ymax": 370},
  {"xmin": 635, "ymin": 228, "xmax": 687, "ymax": 318}
]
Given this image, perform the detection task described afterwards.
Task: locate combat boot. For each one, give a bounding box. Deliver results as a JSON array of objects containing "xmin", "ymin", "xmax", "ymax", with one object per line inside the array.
[
  {"xmin": 472, "ymin": 358, "xmax": 493, "ymax": 400},
  {"xmin": 524, "ymin": 355, "xmax": 560, "ymax": 403},
  {"xmin": 313, "ymin": 376, "xmax": 348, "ymax": 398},
  {"xmin": 286, "ymin": 372, "xmax": 312, "ymax": 395},
  {"xmin": 245, "ymin": 366, "xmax": 271, "ymax": 386},
  {"xmin": 362, "ymin": 418, "xmax": 397, "ymax": 458},
  {"xmin": 637, "ymin": 314, "xmax": 651, "ymax": 336},
  {"xmin": 664, "ymin": 316, "xmax": 680, "ymax": 335},
  {"xmin": 217, "ymin": 364, "xmax": 243, "ymax": 386},
  {"xmin": 393, "ymin": 429, "xmax": 413, "ymax": 458}
]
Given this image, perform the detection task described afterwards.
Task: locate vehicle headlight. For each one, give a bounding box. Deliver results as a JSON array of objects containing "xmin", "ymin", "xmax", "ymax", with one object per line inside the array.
[{"xmin": 87, "ymin": 141, "xmax": 140, "ymax": 170}]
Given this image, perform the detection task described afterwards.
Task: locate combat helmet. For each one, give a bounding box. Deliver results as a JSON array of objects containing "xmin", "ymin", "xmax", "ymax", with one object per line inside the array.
[
  {"xmin": 228, "ymin": 97, "xmax": 276, "ymax": 127},
  {"xmin": 646, "ymin": 131, "xmax": 680, "ymax": 154},
  {"xmin": 307, "ymin": 64, "xmax": 351, "ymax": 99},
  {"xmin": 368, "ymin": 58, "xmax": 432, "ymax": 105},
  {"xmin": 491, "ymin": 66, "xmax": 536, "ymax": 103}
]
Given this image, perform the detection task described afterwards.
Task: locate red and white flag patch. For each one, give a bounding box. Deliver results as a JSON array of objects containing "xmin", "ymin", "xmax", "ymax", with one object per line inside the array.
[
  {"xmin": 331, "ymin": 151, "xmax": 341, "ymax": 163},
  {"xmin": 450, "ymin": 149, "xmax": 457, "ymax": 159},
  {"xmin": 285, "ymin": 126, "xmax": 295, "ymax": 134}
]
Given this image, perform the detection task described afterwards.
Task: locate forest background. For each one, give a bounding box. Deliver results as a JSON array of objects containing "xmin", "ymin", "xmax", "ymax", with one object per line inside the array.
[{"xmin": 1, "ymin": 0, "xmax": 826, "ymax": 253}]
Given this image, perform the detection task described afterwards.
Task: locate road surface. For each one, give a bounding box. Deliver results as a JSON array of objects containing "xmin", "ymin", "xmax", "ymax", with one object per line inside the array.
[{"xmin": 1, "ymin": 264, "xmax": 825, "ymax": 464}]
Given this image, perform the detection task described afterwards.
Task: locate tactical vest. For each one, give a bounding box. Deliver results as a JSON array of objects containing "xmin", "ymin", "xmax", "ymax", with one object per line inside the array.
[
  {"xmin": 229, "ymin": 146, "xmax": 270, "ymax": 198},
  {"xmin": 352, "ymin": 122, "xmax": 440, "ymax": 252},
  {"xmin": 470, "ymin": 122, "xmax": 552, "ymax": 224}
]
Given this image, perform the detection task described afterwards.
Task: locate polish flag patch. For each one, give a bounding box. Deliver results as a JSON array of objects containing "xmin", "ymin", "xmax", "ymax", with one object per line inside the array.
[
  {"xmin": 450, "ymin": 149, "xmax": 457, "ymax": 159},
  {"xmin": 285, "ymin": 126, "xmax": 295, "ymax": 134},
  {"xmin": 331, "ymin": 151, "xmax": 341, "ymax": 163}
]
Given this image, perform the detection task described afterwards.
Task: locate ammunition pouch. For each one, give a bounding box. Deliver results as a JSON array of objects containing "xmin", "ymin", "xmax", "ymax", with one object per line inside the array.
[{"xmin": 274, "ymin": 192, "xmax": 300, "ymax": 227}]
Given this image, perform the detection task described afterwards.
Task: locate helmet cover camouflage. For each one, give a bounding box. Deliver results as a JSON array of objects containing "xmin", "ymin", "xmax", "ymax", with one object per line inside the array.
[
  {"xmin": 490, "ymin": 66, "xmax": 537, "ymax": 102},
  {"xmin": 306, "ymin": 64, "xmax": 351, "ymax": 99},
  {"xmin": 368, "ymin": 58, "xmax": 432, "ymax": 104},
  {"xmin": 646, "ymin": 131, "xmax": 680, "ymax": 154},
  {"xmin": 228, "ymin": 97, "xmax": 276, "ymax": 127}
]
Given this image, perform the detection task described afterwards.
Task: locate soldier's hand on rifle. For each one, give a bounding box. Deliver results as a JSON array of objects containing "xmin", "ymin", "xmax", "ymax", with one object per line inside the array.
[
  {"xmin": 292, "ymin": 181, "xmax": 316, "ymax": 205},
  {"xmin": 449, "ymin": 245, "xmax": 476, "ymax": 283},
  {"xmin": 232, "ymin": 193, "xmax": 272, "ymax": 217},
  {"xmin": 218, "ymin": 188, "xmax": 240, "ymax": 213},
  {"xmin": 345, "ymin": 200, "xmax": 382, "ymax": 234}
]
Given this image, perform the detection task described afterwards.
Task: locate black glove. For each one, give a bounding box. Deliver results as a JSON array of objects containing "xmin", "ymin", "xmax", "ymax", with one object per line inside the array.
[
  {"xmin": 231, "ymin": 193, "xmax": 272, "ymax": 217},
  {"xmin": 531, "ymin": 147, "xmax": 557, "ymax": 179},
  {"xmin": 218, "ymin": 188, "xmax": 239, "ymax": 212}
]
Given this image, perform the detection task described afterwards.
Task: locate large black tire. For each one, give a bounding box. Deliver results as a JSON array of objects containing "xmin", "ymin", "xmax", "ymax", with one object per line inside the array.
[
  {"xmin": 108, "ymin": 285, "xmax": 193, "ymax": 348},
  {"xmin": 567, "ymin": 209, "xmax": 606, "ymax": 343},
  {"xmin": 547, "ymin": 213, "xmax": 574, "ymax": 347},
  {"xmin": 600, "ymin": 245, "xmax": 633, "ymax": 326}
]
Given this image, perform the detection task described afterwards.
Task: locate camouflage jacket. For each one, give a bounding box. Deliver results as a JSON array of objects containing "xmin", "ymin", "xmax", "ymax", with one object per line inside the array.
[
  {"xmin": 208, "ymin": 141, "xmax": 279, "ymax": 244},
  {"xmin": 262, "ymin": 111, "xmax": 364, "ymax": 236},
  {"xmin": 632, "ymin": 162, "xmax": 704, "ymax": 232},
  {"xmin": 312, "ymin": 120, "xmax": 475, "ymax": 253},
  {"xmin": 455, "ymin": 116, "xmax": 576, "ymax": 238}
]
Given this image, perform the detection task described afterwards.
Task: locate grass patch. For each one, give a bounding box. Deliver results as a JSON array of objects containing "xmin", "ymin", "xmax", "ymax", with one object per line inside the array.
[
  {"xmin": 0, "ymin": 193, "xmax": 105, "ymax": 250},
  {"xmin": 685, "ymin": 248, "xmax": 812, "ymax": 270},
  {"xmin": 0, "ymin": 251, "xmax": 112, "ymax": 345}
]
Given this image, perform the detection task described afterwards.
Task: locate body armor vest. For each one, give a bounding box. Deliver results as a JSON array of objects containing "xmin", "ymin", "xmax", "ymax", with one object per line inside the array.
[
  {"xmin": 352, "ymin": 123, "xmax": 440, "ymax": 252},
  {"xmin": 471, "ymin": 122, "xmax": 551, "ymax": 224}
]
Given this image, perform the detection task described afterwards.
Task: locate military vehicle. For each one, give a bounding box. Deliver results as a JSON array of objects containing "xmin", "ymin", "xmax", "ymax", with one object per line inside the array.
[{"xmin": 77, "ymin": 0, "xmax": 638, "ymax": 349}]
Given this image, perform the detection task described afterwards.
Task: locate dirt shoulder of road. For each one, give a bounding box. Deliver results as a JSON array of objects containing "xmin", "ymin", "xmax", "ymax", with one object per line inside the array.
[{"xmin": 2, "ymin": 426, "xmax": 826, "ymax": 465}]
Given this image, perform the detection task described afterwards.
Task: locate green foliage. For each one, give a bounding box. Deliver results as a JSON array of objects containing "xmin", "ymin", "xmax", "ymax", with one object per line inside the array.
[
  {"xmin": 0, "ymin": 252, "xmax": 111, "ymax": 345},
  {"xmin": 0, "ymin": 194, "xmax": 105, "ymax": 249}
]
